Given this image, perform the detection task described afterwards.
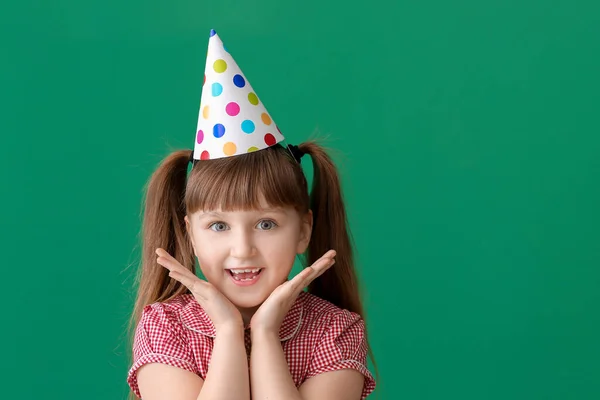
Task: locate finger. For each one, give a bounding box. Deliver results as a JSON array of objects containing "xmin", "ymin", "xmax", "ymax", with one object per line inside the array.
[
  {"xmin": 305, "ymin": 253, "xmax": 336, "ymax": 277},
  {"xmin": 295, "ymin": 249, "xmax": 336, "ymax": 281},
  {"xmin": 319, "ymin": 249, "xmax": 337, "ymax": 260},
  {"xmin": 168, "ymin": 270, "xmax": 209, "ymax": 299},
  {"xmin": 158, "ymin": 257, "xmax": 198, "ymax": 283},
  {"xmin": 311, "ymin": 258, "xmax": 335, "ymax": 281},
  {"xmin": 155, "ymin": 249, "xmax": 196, "ymax": 277},
  {"xmin": 168, "ymin": 270, "xmax": 193, "ymax": 287},
  {"xmin": 310, "ymin": 250, "xmax": 336, "ymax": 266},
  {"xmin": 304, "ymin": 257, "xmax": 335, "ymax": 284},
  {"xmin": 288, "ymin": 257, "xmax": 335, "ymax": 294}
]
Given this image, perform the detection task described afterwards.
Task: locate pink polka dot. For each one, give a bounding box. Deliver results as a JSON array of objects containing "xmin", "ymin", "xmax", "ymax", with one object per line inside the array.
[
  {"xmin": 226, "ymin": 102, "xmax": 240, "ymax": 116},
  {"xmin": 197, "ymin": 130, "xmax": 204, "ymax": 144},
  {"xmin": 200, "ymin": 150, "xmax": 210, "ymax": 160},
  {"xmin": 264, "ymin": 133, "xmax": 276, "ymax": 146}
]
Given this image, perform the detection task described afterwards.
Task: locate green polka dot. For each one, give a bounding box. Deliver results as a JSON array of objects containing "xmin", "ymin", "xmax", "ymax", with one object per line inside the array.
[
  {"xmin": 247, "ymin": 146, "xmax": 259, "ymax": 152},
  {"xmin": 213, "ymin": 59, "xmax": 227, "ymax": 73},
  {"xmin": 248, "ymin": 92, "xmax": 259, "ymax": 105}
]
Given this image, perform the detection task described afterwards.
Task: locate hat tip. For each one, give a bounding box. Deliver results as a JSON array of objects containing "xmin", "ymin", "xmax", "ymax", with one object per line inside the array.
[{"xmin": 209, "ymin": 29, "xmax": 217, "ymax": 37}]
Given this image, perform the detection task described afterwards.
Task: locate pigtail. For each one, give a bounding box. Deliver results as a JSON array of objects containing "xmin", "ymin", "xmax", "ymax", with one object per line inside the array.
[
  {"xmin": 299, "ymin": 142, "xmax": 363, "ymax": 314},
  {"xmin": 126, "ymin": 150, "xmax": 195, "ymax": 399},
  {"xmin": 299, "ymin": 141, "xmax": 379, "ymax": 392}
]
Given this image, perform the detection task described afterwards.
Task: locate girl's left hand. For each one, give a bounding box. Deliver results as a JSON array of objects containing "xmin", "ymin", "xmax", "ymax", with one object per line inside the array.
[{"xmin": 250, "ymin": 250, "xmax": 337, "ymax": 335}]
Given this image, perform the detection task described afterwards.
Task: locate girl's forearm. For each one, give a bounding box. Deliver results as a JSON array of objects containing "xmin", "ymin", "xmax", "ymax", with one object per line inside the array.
[
  {"xmin": 198, "ymin": 325, "xmax": 250, "ymax": 400},
  {"xmin": 250, "ymin": 329, "xmax": 303, "ymax": 400}
]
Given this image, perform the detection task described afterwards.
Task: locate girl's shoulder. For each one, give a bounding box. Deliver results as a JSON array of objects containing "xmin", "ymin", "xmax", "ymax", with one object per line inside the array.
[
  {"xmin": 141, "ymin": 293, "xmax": 196, "ymax": 315},
  {"xmin": 298, "ymin": 291, "xmax": 365, "ymax": 330},
  {"xmin": 138, "ymin": 293, "xmax": 198, "ymax": 328}
]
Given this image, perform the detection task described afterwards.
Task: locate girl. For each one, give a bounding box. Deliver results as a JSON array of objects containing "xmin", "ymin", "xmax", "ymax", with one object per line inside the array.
[{"xmin": 126, "ymin": 30, "xmax": 377, "ymax": 400}]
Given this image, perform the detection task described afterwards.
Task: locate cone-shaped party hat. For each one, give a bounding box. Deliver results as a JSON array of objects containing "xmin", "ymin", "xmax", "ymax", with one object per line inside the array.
[{"xmin": 192, "ymin": 29, "xmax": 285, "ymax": 161}]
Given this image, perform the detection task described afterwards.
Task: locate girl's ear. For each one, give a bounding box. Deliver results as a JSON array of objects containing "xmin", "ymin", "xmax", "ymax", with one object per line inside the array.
[
  {"xmin": 184, "ymin": 215, "xmax": 198, "ymax": 256},
  {"xmin": 297, "ymin": 210, "xmax": 313, "ymax": 254}
]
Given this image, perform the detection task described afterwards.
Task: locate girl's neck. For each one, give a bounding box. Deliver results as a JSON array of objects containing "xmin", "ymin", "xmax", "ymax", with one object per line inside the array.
[{"xmin": 238, "ymin": 305, "xmax": 259, "ymax": 327}]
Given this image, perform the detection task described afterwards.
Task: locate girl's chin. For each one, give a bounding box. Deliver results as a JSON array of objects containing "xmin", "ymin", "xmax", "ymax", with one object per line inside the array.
[{"xmin": 227, "ymin": 292, "xmax": 268, "ymax": 310}]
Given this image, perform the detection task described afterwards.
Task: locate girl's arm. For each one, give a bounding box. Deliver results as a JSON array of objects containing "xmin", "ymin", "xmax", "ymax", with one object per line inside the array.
[
  {"xmin": 137, "ymin": 325, "xmax": 249, "ymax": 400},
  {"xmin": 249, "ymin": 329, "xmax": 302, "ymax": 400},
  {"xmin": 196, "ymin": 325, "xmax": 249, "ymax": 400},
  {"xmin": 249, "ymin": 252, "xmax": 364, "ymax": 400},
  {"xmin": 137, "ymin": 249, "xmax": 250, "ymax": 400},
  {"xmin": 249, "ymin": 329, "xmax": 364, "ymax": 400}
]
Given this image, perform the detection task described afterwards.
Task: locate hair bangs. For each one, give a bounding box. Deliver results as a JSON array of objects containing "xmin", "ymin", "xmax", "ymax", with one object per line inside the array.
[{"xmin": 185, "ymin": 145, "xmax": 309, "ymax": 214}]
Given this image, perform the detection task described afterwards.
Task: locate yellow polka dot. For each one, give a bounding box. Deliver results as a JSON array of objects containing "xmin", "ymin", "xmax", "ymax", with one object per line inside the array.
[
  {"xmin": 248, "ymin": 92, "xmax": 259, "ymax": 105},
  {"xmin": 202, "ymin": 105, "xmax": 210, "ymax": 119},
  {"xmin": 213, "ymin": 59, "xmax": 227, "ymax": 73},
  {"xmin": 223, "ymin": 142, "xmax": 237, "ymax": 156},
  {"xmin": 247, "ymin": 146, "xmax": 259, "ymax": 152},
  {"xmin": 261, "ymin": 113, "xmax": 272, "ymax": 125}
]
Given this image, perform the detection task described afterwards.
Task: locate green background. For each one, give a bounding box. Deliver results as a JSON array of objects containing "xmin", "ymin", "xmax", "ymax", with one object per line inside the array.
[{"xmin": 2, "ymin": 0, "xmax": 599, "ymax": 399}]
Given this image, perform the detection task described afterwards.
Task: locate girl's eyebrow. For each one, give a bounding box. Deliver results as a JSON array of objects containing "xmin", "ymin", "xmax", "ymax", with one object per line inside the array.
[
  {"xmin": 197, "ymin": 208, "xmax": 287, "ymax": 219},
  {"xmin": 197, "ymin": 211, "xmax": 223, "ymax": 219},
  {"xmin": 258, "ymin": 207, "xmax": 285, "ymax": 213}
]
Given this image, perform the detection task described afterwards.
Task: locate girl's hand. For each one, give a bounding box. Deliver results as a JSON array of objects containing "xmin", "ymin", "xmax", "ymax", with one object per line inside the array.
[
  {"xmin": 156, "ymin": 248, "xmax": 243, "ymax": 332},
  {"xmin": 250, "ymin": 250, "xmax": 336, "ymax": 335}
]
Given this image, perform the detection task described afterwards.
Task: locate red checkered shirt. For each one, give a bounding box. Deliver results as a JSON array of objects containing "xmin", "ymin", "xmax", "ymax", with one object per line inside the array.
[{"xmin": 127, "ymin": 291, "xmax": 376, "ymax": 399}]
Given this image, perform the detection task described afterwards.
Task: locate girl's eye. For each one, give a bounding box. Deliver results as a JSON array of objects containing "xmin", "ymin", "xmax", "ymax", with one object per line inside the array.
[
  {"xmin": 209, "ymin": 222, "xmax": 229, "ymax": 232},
  {"xmin": 257, "ymin": 220, "xmax": 277, "ymax": 230}
]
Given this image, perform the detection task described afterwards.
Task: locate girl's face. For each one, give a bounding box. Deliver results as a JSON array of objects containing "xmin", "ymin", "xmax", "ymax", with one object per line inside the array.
[{"xmin": 184, "ymin": 198, "xmax": 312, "ymax": 317}]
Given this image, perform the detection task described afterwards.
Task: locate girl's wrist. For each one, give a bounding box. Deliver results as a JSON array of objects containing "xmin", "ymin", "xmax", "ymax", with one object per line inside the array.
[
  {"xmin": 250, "ymin": 326, "xmax": 279, "ymax": 341},
  {"xmin": 215, "ymin": 321, "xmax": 245, "ymax": 337}
]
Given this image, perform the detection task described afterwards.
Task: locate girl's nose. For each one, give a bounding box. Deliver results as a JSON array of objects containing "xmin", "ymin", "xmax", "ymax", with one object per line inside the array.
[{"xmin": 230, "ymin": 230, "xmax": 256, "ymax": 259}]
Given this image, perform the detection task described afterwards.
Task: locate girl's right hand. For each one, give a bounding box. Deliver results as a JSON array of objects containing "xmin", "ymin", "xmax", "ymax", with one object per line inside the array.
[{"xmin": 155, "ymin": 248, "xmax": 243, "ymax": 332}]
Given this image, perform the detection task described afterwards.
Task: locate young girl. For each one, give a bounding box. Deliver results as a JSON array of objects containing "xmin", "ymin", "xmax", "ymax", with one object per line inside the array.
[{"xmin": 126, "ymin": 29, "xmax": 377, "ymax": 400}]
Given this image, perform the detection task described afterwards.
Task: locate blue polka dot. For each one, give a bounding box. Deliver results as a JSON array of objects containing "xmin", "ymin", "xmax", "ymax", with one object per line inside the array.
[
  {"xmin": 233, "ymin": 74, "xmax": 245, "ymax": 88},
  {"xmin": 241, "ymin": 120, "xmax": 255, "ymax": 134},
  {"xmin": 212, "ymin": 83, "xmax": 223, "ymax": 96},
  {"xmin": 213, "ymin": 123, "xmax": 225, "ymax": 138},
  {"xmin": 210, "ymin": 29, "xmax": 217, "ymax": 37}
]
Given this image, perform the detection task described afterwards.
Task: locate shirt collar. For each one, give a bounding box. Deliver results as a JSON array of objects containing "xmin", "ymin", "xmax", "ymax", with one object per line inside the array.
[{"xmin": 180, "ymin": 292, "xmax": 304, "ymax": 341}]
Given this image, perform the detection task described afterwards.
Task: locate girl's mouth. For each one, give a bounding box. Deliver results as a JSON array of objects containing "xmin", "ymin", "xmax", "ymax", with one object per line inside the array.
[{"xmin": 226, "ymin": 268, "xmax": 263, "ymax": 285}]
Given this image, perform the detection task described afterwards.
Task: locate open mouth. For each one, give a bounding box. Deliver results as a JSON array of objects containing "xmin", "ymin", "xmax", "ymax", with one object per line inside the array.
[{"xmin": 226, "ymin": 268, "xmax": 263, "ymax": 282}]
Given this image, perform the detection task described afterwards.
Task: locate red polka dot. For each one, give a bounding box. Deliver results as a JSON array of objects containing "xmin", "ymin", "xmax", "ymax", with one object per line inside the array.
[
  {"xmin": 226, "ymin": 102, "xmax": 240, "ymax": 116},
  {"xmin": 264, "ymin": 133, "xmax": 276, "ymax": 146},
  {"xmin": 203, "ymin": 74, "xmax": 206, "ymax": 85},
  {"xmin": 200, "ymin": 150, "xmax": 210, "ymax": 160}
]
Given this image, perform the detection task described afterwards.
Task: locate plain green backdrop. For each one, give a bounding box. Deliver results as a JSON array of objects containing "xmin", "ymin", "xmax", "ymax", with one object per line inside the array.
[{"xmin": 1, "ymin": 0, "xmax": 599, "ymax": 399}]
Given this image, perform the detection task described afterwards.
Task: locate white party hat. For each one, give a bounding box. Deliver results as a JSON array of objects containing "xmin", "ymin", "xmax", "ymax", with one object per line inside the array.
[{"xmin": 192, "ymin": 29, "xmax": 286, "ymax": 161}]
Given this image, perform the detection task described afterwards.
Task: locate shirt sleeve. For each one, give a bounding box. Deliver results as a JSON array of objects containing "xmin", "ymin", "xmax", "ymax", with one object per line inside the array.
[
  {"xmin": 127, "ymin": 303, "xmax": 199, "ymax": 399},
  {"xmin": 306, "ymin": 310, "xmax": 376, "ymax": 399}
]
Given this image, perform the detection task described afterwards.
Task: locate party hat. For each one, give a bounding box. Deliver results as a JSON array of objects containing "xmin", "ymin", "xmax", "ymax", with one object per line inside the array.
[{"xmin": 192, "ymin": 29, "xmax": 285, "ymax": 161}]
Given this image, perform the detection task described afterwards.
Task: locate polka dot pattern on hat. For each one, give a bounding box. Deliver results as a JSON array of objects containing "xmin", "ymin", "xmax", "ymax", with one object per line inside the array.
[{"xmin": 193, "ymin": 29, "xmax": 286, "ymax": 160}]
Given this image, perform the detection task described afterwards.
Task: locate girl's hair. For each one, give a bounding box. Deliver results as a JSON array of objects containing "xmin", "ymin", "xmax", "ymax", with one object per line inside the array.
[{"xmin": 126, "ymin": 141, "xmax": 378, "ymax": 399}]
